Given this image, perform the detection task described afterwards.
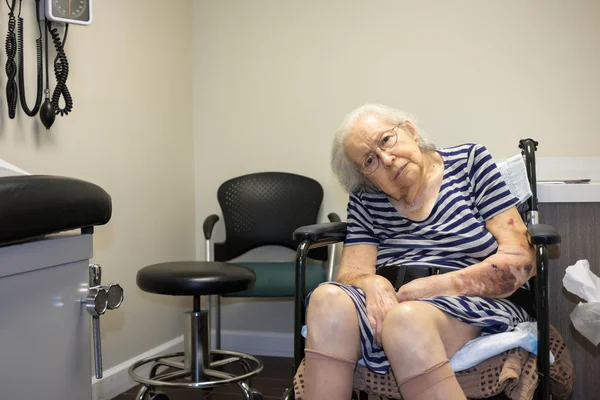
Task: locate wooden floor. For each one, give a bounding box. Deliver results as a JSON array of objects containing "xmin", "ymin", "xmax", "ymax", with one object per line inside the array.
[
  {"xmin": 112, "ymin": 356, "xmax": 296, "ymax": 400},
  {"xmin": 112, "ymin": 355, "xmax": 511, "ymax": 400}
]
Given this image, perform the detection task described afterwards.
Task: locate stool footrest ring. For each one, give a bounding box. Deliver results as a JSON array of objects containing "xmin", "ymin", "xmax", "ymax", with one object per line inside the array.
[{"xmin": 128, "ymin": 350, "xmax": 264, "ymax": 390}]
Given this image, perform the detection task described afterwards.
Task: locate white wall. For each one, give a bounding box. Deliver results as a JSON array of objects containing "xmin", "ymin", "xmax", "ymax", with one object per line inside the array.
[
  {"xmin": 0, "ymin": 0, "xmax": 195, "ymax": 370},
  {"xmin": 192, "ymin": 0, "xmax": 600, "ymax": 339}
]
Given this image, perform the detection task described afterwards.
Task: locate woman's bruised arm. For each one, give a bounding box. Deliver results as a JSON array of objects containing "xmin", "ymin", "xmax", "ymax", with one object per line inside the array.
[{"xmin": 397, "ymin": 206, "xmax": 536, "ymax": 301}]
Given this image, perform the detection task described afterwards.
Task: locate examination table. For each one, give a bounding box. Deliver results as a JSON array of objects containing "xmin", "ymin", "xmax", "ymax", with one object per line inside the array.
[{"xmin": 0, "ymin": 175, "xmax": 116, "ymax": 399}]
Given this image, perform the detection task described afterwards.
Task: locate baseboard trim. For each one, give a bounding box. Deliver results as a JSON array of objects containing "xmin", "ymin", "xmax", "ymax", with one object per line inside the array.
[
  {"xmin": 218, "ymin": 329, "xmax": 293, "ymax": 358},
  {"xmin": 92, "ymin": 335, "xmax": 184, "ymax": 400},
  {"xmin": 91, "ymin": 330, "xmax": 293, "ymax": 400}
]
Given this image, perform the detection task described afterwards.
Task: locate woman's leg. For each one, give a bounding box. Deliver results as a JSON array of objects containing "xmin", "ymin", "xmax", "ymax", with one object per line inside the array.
[
  {"xmin": 381, "ymin": 301, "xmax": 481, "ymax": 400},
  {"xmin": 304, "ymin": 284, "xmax": 362, "ymax": 400}
]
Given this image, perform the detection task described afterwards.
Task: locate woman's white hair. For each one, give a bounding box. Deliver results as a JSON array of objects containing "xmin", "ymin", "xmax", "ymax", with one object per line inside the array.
[{"xmin": 331, "ymin": 103, "xmax": 436, "ymax": 193}]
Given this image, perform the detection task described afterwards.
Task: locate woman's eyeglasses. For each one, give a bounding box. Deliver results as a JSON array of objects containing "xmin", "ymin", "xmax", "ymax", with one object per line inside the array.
[{"xmin": 361, "ymin": 124, "xmax": 400, "ymax": 175}]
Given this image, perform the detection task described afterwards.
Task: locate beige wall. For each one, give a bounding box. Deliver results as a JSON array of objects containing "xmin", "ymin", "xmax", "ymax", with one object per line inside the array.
[
  {"xmin": 192, "ymin": 0, "xmax": 600, "ymax": 335},
  {"xmin": 2, "ymin": 0, "xmax": 596, "ymax": 371},
  {"xmin": 0, "ymin": 0, "xmax": 195, "ymax": 369}
]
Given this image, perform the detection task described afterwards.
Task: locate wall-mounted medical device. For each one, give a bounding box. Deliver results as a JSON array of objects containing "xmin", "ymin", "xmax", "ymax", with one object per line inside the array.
[
  {"xmin": 44, "ymin": 0, "xmax": 93, "ymax": 26},
  {"xmin": 3, "ymin": 0, "xmax": 93, "ymax": 130}
]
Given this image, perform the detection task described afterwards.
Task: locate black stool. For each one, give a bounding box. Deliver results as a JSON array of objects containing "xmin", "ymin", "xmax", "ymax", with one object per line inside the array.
[{"xmin": 128, "ymin": 261, "xmax": 264, "ymax": 400}]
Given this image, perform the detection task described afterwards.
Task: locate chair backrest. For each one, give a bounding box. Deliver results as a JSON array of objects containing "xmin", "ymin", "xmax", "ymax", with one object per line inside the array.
[{"xmin": 214, "ymin": 172, "xmax": 328, "ymax": 262}]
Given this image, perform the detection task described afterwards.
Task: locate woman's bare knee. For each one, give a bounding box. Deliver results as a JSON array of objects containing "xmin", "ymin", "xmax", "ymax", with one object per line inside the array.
[
  {"xmin": 381, "ymin": 302, "xmax": 439, "ymax": 350},
  {"xmin": 380, "ymin": 302, "xmax": 450, "ymax": 384},
  {"xmin": 307, "ymin": 285, "xmax": 357, "ymax": 330},
  {"xmin": 306, "ymin": 284, "xmax": 361, "ymax": 358},
  {"xmin": 381, "ymin": 301, "xmax": 480, "ymax": 359}
]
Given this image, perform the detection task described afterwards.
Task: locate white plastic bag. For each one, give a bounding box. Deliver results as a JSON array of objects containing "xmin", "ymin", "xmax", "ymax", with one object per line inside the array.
[{"xmin": 562, "ymin": 259, "xmax": 600, "ymax": 345}]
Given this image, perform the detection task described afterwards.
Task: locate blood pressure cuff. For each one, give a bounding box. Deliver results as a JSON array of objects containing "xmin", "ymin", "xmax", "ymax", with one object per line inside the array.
[
  {"xmin": 0, "ymin": 175, "xmax": 112, "ymax": 246},
  {"xmin": 376, "ymin": 264, "xmax": 536, "ymax": 319}
]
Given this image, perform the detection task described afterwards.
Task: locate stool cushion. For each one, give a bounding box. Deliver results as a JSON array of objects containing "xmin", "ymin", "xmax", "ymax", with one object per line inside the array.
[{"xmin": 136, "ymin": 261, "xmax": 256, "ymax": 296}]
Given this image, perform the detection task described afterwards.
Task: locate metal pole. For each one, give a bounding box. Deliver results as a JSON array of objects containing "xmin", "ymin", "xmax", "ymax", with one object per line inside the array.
[
  {"xmin": 294, "ymin": 240, "xmax": 311, "ymax": 373},
  {"xmin": 536, "ymin": 245, "xmax": 550, "ymax": 399},
  {"xmin": 186, "ymin": 311, "xmax": 210, "ymax": 382}
]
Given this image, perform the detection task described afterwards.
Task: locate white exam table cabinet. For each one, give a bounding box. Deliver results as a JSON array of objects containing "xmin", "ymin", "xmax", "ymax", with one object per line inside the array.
[{"xmin": 0, "ymin": 175, "xmax": 113, "ymax": 400}]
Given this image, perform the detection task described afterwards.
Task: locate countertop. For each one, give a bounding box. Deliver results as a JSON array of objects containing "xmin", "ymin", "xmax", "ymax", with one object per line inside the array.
[{"xmin": 537, "ymin": 181, "xmax": 600, "ymax": 203}]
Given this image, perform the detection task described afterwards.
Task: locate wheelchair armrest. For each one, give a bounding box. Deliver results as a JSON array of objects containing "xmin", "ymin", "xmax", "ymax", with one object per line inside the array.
[
  {"xmin": 203, "ymin": 214, "xmax": 220, "ymax": 240},
  {"xmin": 528, "ymin": 224, "xmax": 561, "ymax": 246},
  {"xmin": 293, "ymin": 222, "xmax": 347, "ymax": 245},
  {"xmin": 293, "ymin": 220, "xmax": 347, "ymax": 371}
]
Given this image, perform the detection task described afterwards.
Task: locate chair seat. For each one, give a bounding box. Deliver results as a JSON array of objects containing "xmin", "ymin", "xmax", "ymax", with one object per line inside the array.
[
  {"xmin": 136, "ymin": 261, "xmax": 256, "ymax": 296},
  {"xmin": 223, "ymin": 261, "xmax": 326, "ymax": 297},
  {"xmin": 293, "ymin": 324, "xmax": 574, "ymax": 400}
]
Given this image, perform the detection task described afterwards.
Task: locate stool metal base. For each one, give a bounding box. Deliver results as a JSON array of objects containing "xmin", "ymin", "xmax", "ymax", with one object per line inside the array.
[{"xmin": 128, "ymin": 350, "xmax": 264, "ymax": 400}]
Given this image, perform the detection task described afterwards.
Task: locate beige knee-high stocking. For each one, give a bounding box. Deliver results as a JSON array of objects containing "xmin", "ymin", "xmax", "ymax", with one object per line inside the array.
[
  {"xmin": 304, "ymin": 349, "xmax": 357, "ymax": 400},
  {"xmin": 397, "ymin": 360, "xmax": 466, "ymax": 400}
]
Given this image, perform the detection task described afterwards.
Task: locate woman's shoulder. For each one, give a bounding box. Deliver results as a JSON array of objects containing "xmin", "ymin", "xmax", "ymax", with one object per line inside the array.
[
  {"xmin": 437, "ymin": 143, "xmax": 494, "ymax": 167},
  {"xmin": 348, "ymin": 190, "xmax": 389, "ymax": 214},
  {"xmin": 436, "ymin": 143, "xmax": 484, "ymax": 157},
  {"xmin": 350, "ymin": 189, "xmax": 387, "ymax": 203}
]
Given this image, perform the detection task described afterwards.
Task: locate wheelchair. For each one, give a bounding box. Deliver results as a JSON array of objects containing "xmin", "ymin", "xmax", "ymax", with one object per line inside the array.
[{"xmin": 283, "ymin": 139, "xmax": 573, "ymax": 400}]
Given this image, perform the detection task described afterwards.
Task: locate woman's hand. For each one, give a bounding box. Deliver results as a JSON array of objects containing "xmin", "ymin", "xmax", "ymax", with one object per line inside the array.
[
  {"xmin": 362, "ymin": 275, "xmax": 399, "ymax": 346},
  {"xmin": 335, "ymin": 244, "xmax": 399, "ymax": 345},
  {"xmin": 396, "ymin": 273, "xmax": 459, "ymax": 302},
  {"xmin": 396, "ymin": 279, "xmax": 425, "ymax": 302}
]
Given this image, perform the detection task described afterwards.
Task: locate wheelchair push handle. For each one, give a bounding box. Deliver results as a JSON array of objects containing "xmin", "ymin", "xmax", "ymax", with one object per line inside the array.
[{"xmin": 519, "ymin": 138, "xmax": 539, "ymax": 221}]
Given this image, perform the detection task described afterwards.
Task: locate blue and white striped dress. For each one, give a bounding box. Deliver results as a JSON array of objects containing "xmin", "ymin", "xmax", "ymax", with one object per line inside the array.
[{"xmin": 307, "ymin": 143, "xmax": 532, "ymax": 375}]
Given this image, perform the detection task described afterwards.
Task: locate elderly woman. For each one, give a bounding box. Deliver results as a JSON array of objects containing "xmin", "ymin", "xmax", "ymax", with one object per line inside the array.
[{"xmin": 303, "ymin": 104, "xmax": 535, "ymax": 400}]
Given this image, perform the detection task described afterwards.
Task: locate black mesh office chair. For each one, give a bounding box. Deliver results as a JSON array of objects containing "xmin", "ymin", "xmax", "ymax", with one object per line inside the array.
[
  {"xmin": 202, "ymin": 172, "xmax": 341, "ymax": 349},
  {"xmin": 285, "ymin": 139, "xmax": 574, "ymax": 400},
  {"xmin": 129, "ymin": 172, "xmax": 340, "ymax": 400}
]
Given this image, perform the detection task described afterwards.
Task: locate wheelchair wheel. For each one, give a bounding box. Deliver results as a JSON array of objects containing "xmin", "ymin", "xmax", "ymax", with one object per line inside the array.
[
  {"xmin": 281, "ymin": 387, "xmax": 294, "ymax": 400},
  {"xmin": 252, "ymin": 389, "xmax": 264, "ymax": 400},
  {"xmin": 149, "ymin": 392, "xmax": 169, "ymax": 400}
]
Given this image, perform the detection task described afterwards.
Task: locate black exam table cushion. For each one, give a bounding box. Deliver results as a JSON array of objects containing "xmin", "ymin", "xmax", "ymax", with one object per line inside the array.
[
  {"xmin": 0, "ymin": 175, "xmax": 112, "ymax": 247},
  {"xmin": 137, "ymin": 261, "xmax": 256, "ymax": 296}
]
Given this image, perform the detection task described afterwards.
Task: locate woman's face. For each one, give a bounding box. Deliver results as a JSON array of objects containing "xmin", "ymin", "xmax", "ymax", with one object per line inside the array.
[{"xmin": 344, "ymin": 114, "xmax": 425, "ymax": 201}]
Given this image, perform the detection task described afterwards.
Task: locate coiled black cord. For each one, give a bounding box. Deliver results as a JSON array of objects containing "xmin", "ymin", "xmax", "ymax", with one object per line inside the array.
[
  {"xmin": 17, "ymin": 0, "xmax": 44, "ymax": 116},
  {"xmin": 49, "ymin": 22, "xmax": 72, "ymax": 116},
  {"xmin": 5, "ymin": 0, "xmax": 18, "ymax": 119},
  {"xmin": 39, "ymin": 19, "xmax": 55, "ymax": 129}
]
